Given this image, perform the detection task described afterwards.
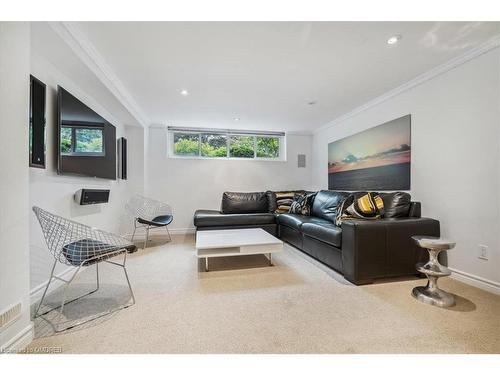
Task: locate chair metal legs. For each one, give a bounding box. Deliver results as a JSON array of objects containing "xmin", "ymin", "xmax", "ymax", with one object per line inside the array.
[
  {"xmin": 33, "ymin": 251, "xmax": 135, "ymax": 333},
  {"xmin": 96, "ymin": 262, "xmax": 100, "ymax": 289},
  {"xmin": 144, "ymin": 225, "xmax": 150, "ymax": 249},
  {"xmin": 59, "ymin": 264, "xmax": 84, "ymax": 315},
  {"xmin": 131, "ymin": 222, "xmax": 137, "ymax": 243},
  {"xmin": 131, "ymin": 218, "xmax": 171, "ymax": 248},
  {"xmin": 33, "ymin": 260, "xmax": 57, "ymax": 319},
  {"xmin": 34, "ymin": 261, "xmax": 100, "ymax": 320},
  {"xmin": 165, "ymin": 225, "xmax": 172, "ymax": 242},
  {"xmin": 120, "ymin": 254, "xmax": 136, "ymax": 305}
]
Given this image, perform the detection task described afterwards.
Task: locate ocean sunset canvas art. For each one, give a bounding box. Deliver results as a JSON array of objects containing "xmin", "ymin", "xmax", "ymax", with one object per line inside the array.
[{"xmin": 328, "ymin": 115, "xmax": 411, "ymax": 190}]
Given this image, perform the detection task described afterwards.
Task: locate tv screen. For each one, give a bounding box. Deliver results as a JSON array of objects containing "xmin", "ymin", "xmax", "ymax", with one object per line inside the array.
[{"xmin": 57, "ymin": 86, "xmax": 116, "ymax": 180}]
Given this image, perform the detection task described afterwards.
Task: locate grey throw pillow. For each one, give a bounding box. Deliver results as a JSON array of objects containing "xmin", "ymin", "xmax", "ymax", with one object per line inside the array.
[{"xmin": 289, "ymin": 192, "xmax": 316, "ymax": 216}]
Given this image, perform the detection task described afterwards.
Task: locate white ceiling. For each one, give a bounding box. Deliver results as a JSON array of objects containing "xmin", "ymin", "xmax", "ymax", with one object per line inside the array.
[{"xmin": 70, "ymin": 22, "xmax": 499, "ymax": 132}]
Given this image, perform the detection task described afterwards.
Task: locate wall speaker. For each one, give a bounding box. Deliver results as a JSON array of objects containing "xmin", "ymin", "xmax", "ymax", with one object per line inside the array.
[
  {"xmin": 29, "ymin": 75, "xmax": 46, "ymax": 168},
  {"xmin": 117, "ymin": 137, "xmax": 127, "ymax": 180},
  {"xmin": 74, "ymin": 189, "xmax": 110, "ymax": 205},
  {"xmin": 298, "ymin": 154, "xmax": 306, "ymax": 168}
]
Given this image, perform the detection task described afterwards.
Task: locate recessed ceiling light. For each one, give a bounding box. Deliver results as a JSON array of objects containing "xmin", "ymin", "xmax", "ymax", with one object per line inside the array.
[
  {"xmin": 234, "ymin": 118, "xmax": 240, "ymax": 121},
  {"xmin": 387, "ymin": 35, "xmax": 402, "ymax": 45},
  {"xmin": 180, "ymin": 89, "xmax": 189, "ymax": 96}
]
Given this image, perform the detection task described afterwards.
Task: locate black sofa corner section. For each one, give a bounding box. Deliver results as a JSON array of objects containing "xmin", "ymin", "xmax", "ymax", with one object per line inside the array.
[{"xmin": 193, "ymin": 190, "xmax": 440, "ymax": 285}]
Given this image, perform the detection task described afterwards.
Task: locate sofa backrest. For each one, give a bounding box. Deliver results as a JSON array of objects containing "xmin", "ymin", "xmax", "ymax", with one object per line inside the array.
[
  {"xmin": 221, "ymin": 192, "xmax": 269, "ymax": 214},
  {"xmin": 219, "ymin": 190, "xmax": 413, "ymax": 218},
  {"xmin": 266, "ymin": 191, "xmax": 278, "ymax": 212},
  {"xmin": 311, "ymin": 190, "xmax": 350, "ymax": 223}
]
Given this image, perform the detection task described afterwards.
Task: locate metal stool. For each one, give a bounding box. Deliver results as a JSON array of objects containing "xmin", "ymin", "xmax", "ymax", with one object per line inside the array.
[{"xmin": 411, "ymin": 236, "xmax": 456, "ymax": 308}]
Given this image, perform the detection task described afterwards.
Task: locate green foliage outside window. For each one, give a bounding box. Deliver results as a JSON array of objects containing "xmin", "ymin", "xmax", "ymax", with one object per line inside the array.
[
  {"xmin": 173, "ymin": 133, "xmax": 199, "ymax": 156},
  {"xmin": 75, "ymin": 128, "xmax": 103, "ymax": 153},
  {"xmin": 256, "ymin": 137, "xmax": 279, "ymax": 158},
  {"xmin": 60, "ymin": 127, "xmax": 72, "ymax": 154},
  {"xmin": 229, "ymin": 135, "xmax": 254, "ymax": 158},
  {"xmin": 172, "ymin": 131, "xmax": 281, "ymax": 159},
  {"xmin": 201, "ymin": 134, "xmax": 227, "ymax": 157}
]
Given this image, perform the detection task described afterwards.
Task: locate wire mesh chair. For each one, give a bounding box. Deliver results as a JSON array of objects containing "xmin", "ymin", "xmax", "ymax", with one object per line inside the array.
[
  {"xmin": 32, "ymin": 206, "xmax": 136, "ymax": 332},
  {"xmin": 125, "ymin": 195, "xmax": 174, "ymax": 248}
]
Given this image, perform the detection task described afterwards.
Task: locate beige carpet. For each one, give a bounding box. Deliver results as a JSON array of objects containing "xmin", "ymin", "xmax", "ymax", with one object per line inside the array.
[{"xmin": 28, "ymin": 234, "xmax": 500, "ymax": 354}]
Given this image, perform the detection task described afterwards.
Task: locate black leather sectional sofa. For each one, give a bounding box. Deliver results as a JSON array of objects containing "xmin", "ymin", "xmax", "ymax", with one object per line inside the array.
[{"xmin": 194, "ymin": 190, "xmax": 440, "ymax": 285}]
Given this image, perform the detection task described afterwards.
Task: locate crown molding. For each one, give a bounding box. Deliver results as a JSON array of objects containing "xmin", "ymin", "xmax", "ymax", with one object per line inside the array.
[
  {"xmin": 48, "ymin": 22, "xmax": 150, "ymax": 128},
  {"xmin": 314, "ymin": 34, "xmax": 500, "ymax": 134}
]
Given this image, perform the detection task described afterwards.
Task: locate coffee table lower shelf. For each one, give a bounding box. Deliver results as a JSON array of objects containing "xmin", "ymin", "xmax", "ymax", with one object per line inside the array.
[{"xmin": 196, "ymin": 243, "xmax": 283, "ymax": 272}]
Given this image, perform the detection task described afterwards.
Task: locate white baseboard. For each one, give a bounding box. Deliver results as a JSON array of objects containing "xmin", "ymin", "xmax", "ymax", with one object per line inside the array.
[
  {"xmin": 30, "ymin": 266, "xmax": 74, "ymax": 304},
  {"xmin": 169, "ymin": 228, "xmax": 196, "ymax": 235},
  {"xmin": 1, "ymin": 323, "xmax": 34, "ymax": 354},
  {"xmin": 449, "ymin": 267, "xmax": 500, "ymax": 295},
  {"xmin": 124, "ymin": 227, "xmax": 195, "ymax": 240}
]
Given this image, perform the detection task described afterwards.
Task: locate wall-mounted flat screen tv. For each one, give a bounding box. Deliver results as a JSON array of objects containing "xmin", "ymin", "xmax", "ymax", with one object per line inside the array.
[{"xmin": 57, "ymin": 86, "xmax": 116, "ymax": 180}]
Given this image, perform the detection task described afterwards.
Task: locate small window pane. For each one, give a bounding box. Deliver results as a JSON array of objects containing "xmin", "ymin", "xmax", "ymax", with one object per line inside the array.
[
  {"xmin": 201, "ymin": 133, "xmax": 227, "ymax": 157},
  {"xmin": 174, "ymin": 133, "xmax": 199, "ymax": 156},
  {"xmin": 229, "ymin": 135, "xmax": 255, "ymax": 158},
  {"xmin": 60, "ymin": 127, "xmax": 72, "ymax": 154},
  {"xmin": 75, "ymin": 128, "xmax": 104, "ymax": 153},
  {"xmin": 256, "ymin": 136, "xmax": 280, "ymax": 158}
]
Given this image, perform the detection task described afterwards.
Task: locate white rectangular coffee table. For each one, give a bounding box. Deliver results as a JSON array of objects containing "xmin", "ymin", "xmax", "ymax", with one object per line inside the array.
[{"xmin": 196, "ymin": 228, "xmax": 283, "ymax": 271}]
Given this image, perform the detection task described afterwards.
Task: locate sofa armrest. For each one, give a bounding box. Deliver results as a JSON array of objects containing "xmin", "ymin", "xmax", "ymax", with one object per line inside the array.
[
  {"xmin": 193, "ymin": 209, "xmax": 221, "ymax": 227},
  {"xmin": 341, "ymin": 217, "xmax": 440, "ymax": 285}
]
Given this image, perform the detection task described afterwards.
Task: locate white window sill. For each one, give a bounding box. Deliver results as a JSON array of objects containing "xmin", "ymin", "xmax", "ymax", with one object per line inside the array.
[{"xmin": 167, "ymin": 154, "xmax": 287, "ymax": 162}]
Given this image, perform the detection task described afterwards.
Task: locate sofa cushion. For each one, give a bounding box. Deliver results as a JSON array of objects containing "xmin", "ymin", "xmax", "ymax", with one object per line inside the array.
[
  {"xmin": 62, "ymin": 239, "xmax": 135, "ymax": 266},
  {"xmin": 301, "ymin": 221, "xmax": 342, "ymax": 248},
  {"xmin": 221, "ymin": 192, "xmax": 269, "ymax": 214},
  {"xmin": 379, "ymin": 192, "xmax": 411, "ymax": 218},
  {"xmin": 194, "ymin": 209, "xmax": 276, "ymax": 227},
  {"xmin": 274, "ymin": 190, "xmax": 305, "ymax": 214},
  {"xmin": 311, "ymin": 190, "xmax": 350, "ymax": 223},
  {"xmin": 138, "ymin": 215, "xmax": 174, "ymax": 226},
  {"xmin": 266, "ymin": 191, "xmax": 278, "ymax": 212},
  {"xmin": 278, "ymin": 213, "xmax": 319, "ymax": 230}
]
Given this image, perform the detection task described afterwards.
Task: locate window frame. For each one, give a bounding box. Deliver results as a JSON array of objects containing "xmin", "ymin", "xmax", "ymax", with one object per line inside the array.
[{"xmin": 168, "ymin": 128, "xmax": 286, "ymax": 161}]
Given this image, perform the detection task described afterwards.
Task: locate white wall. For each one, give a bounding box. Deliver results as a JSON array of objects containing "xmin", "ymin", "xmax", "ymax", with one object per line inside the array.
[
  {"xmin": 0, "ymin": 22, "xmax": 33, "ymax": 351},
  {"xmin": 124, "ymin": 125, "xmax": 146, "ymax": 198},
  {"xmin": 29, "ymin": 54, "xmax": 136, "ymax": 293},
  {"xmin": 146, "ymin": 129, "xmax": 313, "ymax": 231},
  {"xmin": 312, "ymin": 48, "xmax": 500, "ymax": 287}
]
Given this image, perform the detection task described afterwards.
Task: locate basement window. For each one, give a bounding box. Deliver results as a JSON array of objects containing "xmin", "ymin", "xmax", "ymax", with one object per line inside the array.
[{"xmin": 168, "ymin": 127, "xmax": 285, "ymax": 161}]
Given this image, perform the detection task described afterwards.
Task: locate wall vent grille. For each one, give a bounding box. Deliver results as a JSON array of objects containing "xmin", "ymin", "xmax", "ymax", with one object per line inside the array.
[{"xmin": 0, "ymin": 302, "xmax": 22, "ymax": 330}]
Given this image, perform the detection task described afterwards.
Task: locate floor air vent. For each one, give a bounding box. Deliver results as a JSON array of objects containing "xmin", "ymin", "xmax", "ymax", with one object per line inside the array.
[{"xmin": 0, "ymin": 302, "xmax": 21, "ymax": 330}]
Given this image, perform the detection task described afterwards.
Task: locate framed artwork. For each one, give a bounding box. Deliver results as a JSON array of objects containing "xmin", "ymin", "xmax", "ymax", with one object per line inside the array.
[{"xmin": 328, "ymin": 115, "xmax": 411, "ymax": 190}]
